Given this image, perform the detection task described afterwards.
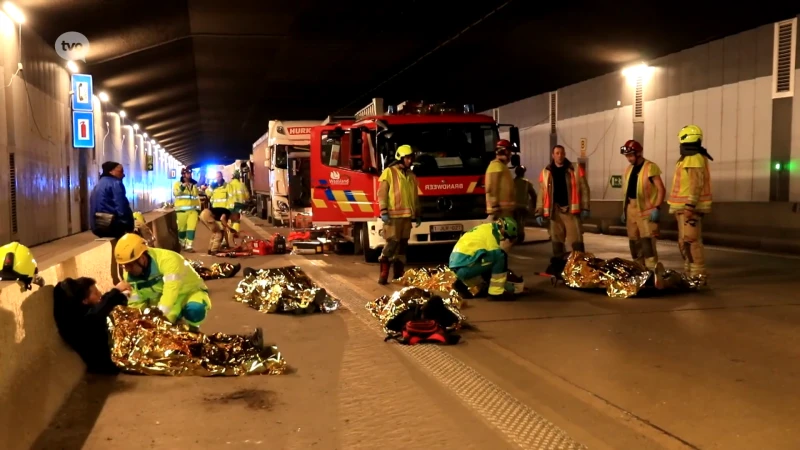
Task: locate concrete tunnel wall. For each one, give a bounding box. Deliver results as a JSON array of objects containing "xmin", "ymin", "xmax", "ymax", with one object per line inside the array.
[
  {"xmin": 487, "ymin": 16, "xmax": 800, "ymax": 237},
  {"xmin": 0, "ymin": 19, "xmax": 182, "ymax": 247}
]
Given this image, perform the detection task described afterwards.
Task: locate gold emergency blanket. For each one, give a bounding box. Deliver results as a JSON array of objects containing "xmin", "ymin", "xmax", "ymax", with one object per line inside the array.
[
  {"xmin": 233, "ymin": 266, "xmax": 340, "ymax": 314},
  {"xmin": 108, "ymin": 307, "xmax": 287, "ymax": 376},
  {"xmin": 562, "ymin": 252, "xmax": 703, "ymax": 298},
  {"xmin": 392, "ymin": 265, "xmax": 465, "ymax": 308},
  {"xmin": 189, "ymin": 260, "xmax": 241, "ymax": 280},
  {"xmin": 366, "ymin": 286, "xmax": 465, "ymax": 334}
]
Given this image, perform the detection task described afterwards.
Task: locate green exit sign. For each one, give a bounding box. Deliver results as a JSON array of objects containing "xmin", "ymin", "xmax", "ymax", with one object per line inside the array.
[{"xmin": 609, "ymin": 175, "xmax": 623, "ymax": 189}]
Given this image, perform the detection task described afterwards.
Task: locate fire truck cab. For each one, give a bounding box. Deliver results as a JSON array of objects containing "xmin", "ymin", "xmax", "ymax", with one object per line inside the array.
[{"xmin": 310, "ymin": 99, "xmax": 519, "ymax": 262}]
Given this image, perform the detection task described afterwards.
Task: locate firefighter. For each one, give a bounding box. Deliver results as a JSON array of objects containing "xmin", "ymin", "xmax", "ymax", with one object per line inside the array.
[
  {"xmin": 486, "ymin": 139, "xmax": 515, "ymax": 220},
  {"xmin": 114, "ymin": 233, "xmax": 211, "ymax": 329},
  {"xmin": 513, "ymin": 165, "xmax": 537, "ymax": 243},
  {"xmin": 449, "ymin": 217, "xmax": 520, "ymax": 301},
  {"xmin": 667, "ymin": 125, "xmax": 713, "ymax": 283},
  {"xmin": 226, "ymin": 170, "xmax": 250, "ymax": 233},
  {"xmin": 199, "ymin": 206, "xmax": 238, "ymax": 254},
  {"xmin": 377, "ymin": 144, "xmax": 421, "ymax": 285},
  {"xmin": 620, "ymin": 140, "xmax": 666, "ymax": 270},
  {"xmin": 208, "ymin": 171, "xmax": 229, "ymax": 210},
  {"xmin": 174, "ymin": 168, "xmax": 200, "ymax": 252},
  {"xmin": 0, "ymin": 242, "xmax": 43, "ymax": 291},
  {"xmin": 534, "ymin": 145, "xmax": 590, "ymax": 257}
]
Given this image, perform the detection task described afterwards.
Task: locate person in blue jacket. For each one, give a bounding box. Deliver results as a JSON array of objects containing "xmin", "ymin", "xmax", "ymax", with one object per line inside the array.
[{"xmin": 90, "ymin": 161, "xmax": 134, "ymax": 239}]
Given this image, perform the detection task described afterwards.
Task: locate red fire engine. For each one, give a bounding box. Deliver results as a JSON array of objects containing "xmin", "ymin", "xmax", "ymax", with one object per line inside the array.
[{"xmin": 310, "ymin": 99, "xmax": 519, "ymax": 261}]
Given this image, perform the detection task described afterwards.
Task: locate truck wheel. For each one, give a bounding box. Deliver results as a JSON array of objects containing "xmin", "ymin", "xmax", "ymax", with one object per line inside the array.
[
  {"xmin": 353, "ymin": 223, "xmax": 364, "ymax": 255},
  {"xmin": 361, "ymin": 224, "xmax": 381, "ymax": 263}
]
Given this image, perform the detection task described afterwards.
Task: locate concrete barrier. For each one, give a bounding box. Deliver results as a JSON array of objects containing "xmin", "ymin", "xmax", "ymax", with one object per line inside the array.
[{"xmin": 0, "ymin": 209, "xmax": 179, "ymax": 450}]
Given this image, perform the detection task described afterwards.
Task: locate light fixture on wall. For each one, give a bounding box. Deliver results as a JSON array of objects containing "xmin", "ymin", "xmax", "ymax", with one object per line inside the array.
[
  {"xmin": 622, "ymin": 63, "xmax": 654, "ymax": 87},
  {"xmin": 120, "ymin": 110, "xmax": 127, "ymax": 118},
  {"xmin": 133, "ymin": 123, "xmax": 139, "ymax": 131},
  {"xmin": 98, "ymin": 91, "xmax": 109, "ymax": 102},
  {"xmin": 143, "ymin": 132, "xmax": 148, "ymax": 138},
  {"xmin": 3, "ymin": 2, "xmax": 25, "ymax": 24},
  {"xmin": 66, "ymin": 60, "xmax": 79, "ymax": 73}
]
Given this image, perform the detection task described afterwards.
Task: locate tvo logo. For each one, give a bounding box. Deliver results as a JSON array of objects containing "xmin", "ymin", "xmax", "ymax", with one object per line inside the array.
[{"xmin": 55, "ymin": 32, "xmax": 90, "ymax": 62}]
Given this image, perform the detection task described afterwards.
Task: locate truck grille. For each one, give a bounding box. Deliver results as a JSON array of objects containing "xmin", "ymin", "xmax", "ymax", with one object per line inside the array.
[{"xmin": 420, "ymin": 194, "xmax": 486, "ymax": 221}]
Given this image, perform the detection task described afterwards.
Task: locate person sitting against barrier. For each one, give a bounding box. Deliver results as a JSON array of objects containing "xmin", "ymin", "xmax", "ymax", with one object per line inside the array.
[
  {"xmin": 448, "ymin": 217, "xmax": 522, "ymax": 301},
  {"xmin": 199, "ymin": 206, "xmax": 238, "ymax": 254},
  {"xmin": 0, "ymin": 242, "xmax": 44, "ymax": 291},
  {"xmin": 53, "ymin": 277, "xmax": 128, "ymax": 374},
  {"xmin": 114, "ymin": 233, "xmax": 211, "ymax": 330}
]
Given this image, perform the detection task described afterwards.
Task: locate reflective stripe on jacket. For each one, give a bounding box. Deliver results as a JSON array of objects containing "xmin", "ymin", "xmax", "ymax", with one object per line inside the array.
[
  {"xmin": 126, "ymin": 247, "xmax": 210, "ymax": 322},
  {"xmin": 209, "ymin": 184, "xmax": 229, "ymax": 208},
  {"xmin": 173, "ymin": 181, "xmax": 200, "ymax": 211},
  {"xmin": 227, "ymin": 178, "xmax": 249, "ymax": 207},
  {"xmin": 378, "ymin": 165, "xmax": 420, "ymax": 218},
  {"xmin": 485, "ymin": 160, "xmax": 515, "ymax": 213},
  {"xmin": 622, "ymin": 159, "xmax": 661, "ymax": 217},
  {"xmin": 667, "ymin": 154, "xmax": 712, "ymax": 213}
]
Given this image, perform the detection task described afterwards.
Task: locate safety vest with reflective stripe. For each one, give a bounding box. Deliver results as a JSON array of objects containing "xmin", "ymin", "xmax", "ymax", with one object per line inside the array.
[
  {"xmin": 173, "ymin": 181, "xmax": 200, "ymax": 211},
  {"xmin": 667, "ymin": 154, "xmax": 712, "ymax": 212},
  {"xmin": 485, "ymin": 160, "xmax": 515, "ymax": 213},
  {"xmin": 209, "ymin": 183, "xmax": 229, "ymax": 208},
  {"xmin": 449, "ymin": 223, "xmax": 508, "ymax": 295},
  {"xmin": 622, "ymin": 160, "xmax": 661, "ymax": 217},
  {"xmin": 538, "ymin": 164, "xmax": 583, "ymax": 218},
  {"xmin": 378, "ymin": 165, "xmax": 419, "ymax": 218},
  {"xmin": 226, "ymin": 178, "xmax": 249, "ymax": 207},
  {"xmin": 126, "ymin": 247, "xmax": 210, "ymax": 322}
]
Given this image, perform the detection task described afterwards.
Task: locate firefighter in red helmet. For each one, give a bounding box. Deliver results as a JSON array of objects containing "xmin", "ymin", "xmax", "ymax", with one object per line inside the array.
[
  {"xmin": 485, "ymin": 139, "xmax": 515, "ymax": 220},
  {"xmin": 619, "ymin": 139, "xmax": 666, "ymax": 271}
]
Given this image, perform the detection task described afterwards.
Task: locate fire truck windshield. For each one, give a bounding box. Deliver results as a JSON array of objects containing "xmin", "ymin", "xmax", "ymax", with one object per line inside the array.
[{"xmin": 377, "ymin": 123, "xmax": 499, "ymax": 176}]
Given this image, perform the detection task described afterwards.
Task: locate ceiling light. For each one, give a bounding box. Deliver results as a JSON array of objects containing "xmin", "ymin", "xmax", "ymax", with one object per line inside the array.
[
  {"xmin": 119, "ymin": 110, "xmax": 126, "ymax": 118},
  {"xmin": 98, "ymin": 91, "xmax": 109, "ymax": 102},
  {"xmin": 621, "ymin": 63, "xmax": 648, "ymax": 79},
  {"xmin": 143, "ymin": 132, "xmax": 148, "ymax": 138},
  {"xmin": 151, "ymin": 140, "xmax": 156, "ymax": 146},
  {"xmin": 3, "ymin": 2, "xmax": 25, "ymax": 24},
  {"xmin": 133, "ymin": 124, "xmax": 139, "ymax": 131},
  {"xmin": 66, "ymin": 60, "xmax": 78, "ymax": 73}
]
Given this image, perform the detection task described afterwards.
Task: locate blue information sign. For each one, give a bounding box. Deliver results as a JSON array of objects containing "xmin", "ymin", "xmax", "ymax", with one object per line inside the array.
[
  {"xmin": 72, "ymin": 111, "xmax": 95, "ymax": 148},
  {"xmin": 71, "ymin": 74, "xmax": 93, "ymax": 111}
]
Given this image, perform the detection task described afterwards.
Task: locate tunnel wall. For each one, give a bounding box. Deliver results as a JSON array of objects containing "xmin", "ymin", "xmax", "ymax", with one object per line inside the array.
[
  {"xmin": 491, "ymin": 16, "xmax": 800, "ymax": 237},
  {"xmin": 0, "ymin": 23, "xmax": 180, "ymax": 247}
]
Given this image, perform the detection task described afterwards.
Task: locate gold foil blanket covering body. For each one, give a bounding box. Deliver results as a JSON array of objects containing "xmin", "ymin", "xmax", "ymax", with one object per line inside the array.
[
  {"xmin": 365, "ymin": 266, "xmax": 465, "ymax": 333},
  {"xmin": 561, "ymin": 252, "xmax": 703, "ymax": 298},
  {"xmin": 189, "ymin": 260, "xmax": 240, "ymax": 280},
  {"xmin": 233, "ymin": 266, "xmax": 340, "ymax": 314},
  {"xmin": 108, "ymin": 307, "xmax": 287, "ymax": 376}
]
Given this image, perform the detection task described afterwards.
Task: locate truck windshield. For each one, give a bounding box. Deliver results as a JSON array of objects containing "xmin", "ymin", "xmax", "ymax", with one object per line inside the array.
[
  {"xmin": 377, "ymin": 123, "xmax": 499, "ymax": 176},
  {"xmin": 274, "ymin": 145, "xmax": 309, "ymax": 169}
]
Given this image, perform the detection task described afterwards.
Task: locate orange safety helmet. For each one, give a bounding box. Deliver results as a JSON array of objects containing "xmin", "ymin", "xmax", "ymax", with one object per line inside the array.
[{"xmin": 620, "ymin": 139, "xmax": 643, "ymax": 155}]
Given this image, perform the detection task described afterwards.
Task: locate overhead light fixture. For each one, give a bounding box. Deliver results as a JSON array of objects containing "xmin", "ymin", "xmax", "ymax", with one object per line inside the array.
[
  {"xmin": 151, "ymin": 140, "xmax": 156, "ymax": 146},
  {"xmin": 98, "ymin": 91, "xmax": 109, "ymax": 102},
  {"xmin": 66, "ymin": 60, "xmax": 79, "ymax": 73},
  {"xmin": 133, "ymin": 124, "xmax": 139, "ymax": 131},
  {"xmin": 621, "ymin": 62, "xmax": 654, "ymax": 87},
  {"xmin": 119, "ymin": 110, "xmax": 126, "ymax": 118},
  {"xmin": 143, "ymin": 132, "xmax": 148, "ymax": 138},
  {"xmin": 3, "ymin": 2, "xmax": 25, "ymax": 24}
]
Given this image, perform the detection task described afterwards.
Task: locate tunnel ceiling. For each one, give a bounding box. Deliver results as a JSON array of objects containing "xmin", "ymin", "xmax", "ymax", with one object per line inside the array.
[{"xmin": 18, "ymin": 0, "xmax": 799, "ymax": 164}]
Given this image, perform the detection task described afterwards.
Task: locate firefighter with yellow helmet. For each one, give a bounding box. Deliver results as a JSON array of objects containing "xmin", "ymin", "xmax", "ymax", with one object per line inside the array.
[
  {"xmin": 667, "ymin": 125, "xmax": 713, "ymax": 283},
  {"xmin": 448, "ymin": 217, "xmax": 522, "ymax": 301},
  {"xmin": 0, "ymin": 242, "xmax": 43, "ymax": 291},
  {"xmin": 114, "ymin": 233, "xmax": 211, "ymax": 328},
  {"xmin": 377, "ymin": 144, "xmax": 421, "ymax": 284},
  {"xmin": 486, "ymin": 139, "xmax": 516, "ymax": 220},
  {"xmin": 173, "ymin": 168, "xmax": 200, "ymax": 252}
]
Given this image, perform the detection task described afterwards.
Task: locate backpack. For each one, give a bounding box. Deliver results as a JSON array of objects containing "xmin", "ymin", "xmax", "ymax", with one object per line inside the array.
[{"xmin": 384, "ymin": 303, "xmax": 461, "ymax": 346}]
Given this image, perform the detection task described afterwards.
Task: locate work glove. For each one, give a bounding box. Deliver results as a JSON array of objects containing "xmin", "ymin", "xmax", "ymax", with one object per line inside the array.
[
  {"xmin": 620, "ymin": 212, "xmax": 626, "ymax": 224},
  {"xmin": 380, "ymin": 212, "xmax": 390, "ymax": 224},
  {"xmin": 415, "ymin": 218, "xmax": 422, "ymax": 228},
  {"xmin": 580, "ymin": 209, "xmax": 590, "ymax": 220},
  {"xmin": 535, "ymin": 216, "xmax": 545, "ymax": 227},
  {"xmin": 649, "ymin": 209, "xmax": 660, "ymax": 222}
]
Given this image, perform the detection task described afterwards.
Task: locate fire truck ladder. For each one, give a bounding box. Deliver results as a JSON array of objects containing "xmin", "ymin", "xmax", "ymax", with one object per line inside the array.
[{"xmin": 355, "ymin": 98, "xmax": 385, "ymax": 121}]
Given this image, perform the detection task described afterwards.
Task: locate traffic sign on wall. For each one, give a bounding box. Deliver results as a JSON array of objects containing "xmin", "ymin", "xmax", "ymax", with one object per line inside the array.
[
  {"xmin": 71, "ymin": 74, "xmax": 93, "ymax": 112},
  {"xmin": 72, "ymin": 111, "xmax": 95, "ymax": 148}
]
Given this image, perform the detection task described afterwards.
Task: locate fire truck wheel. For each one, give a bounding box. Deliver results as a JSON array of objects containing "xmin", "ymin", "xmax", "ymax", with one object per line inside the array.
[{"xmin": 359, "ymin": 224, "xmax": 381, "ymax": 263}]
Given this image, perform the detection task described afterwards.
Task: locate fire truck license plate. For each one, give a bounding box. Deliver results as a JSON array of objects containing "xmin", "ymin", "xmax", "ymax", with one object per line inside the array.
[{"xmin": 431, "ymin": 224, "xmax": 463, "ymax": 233}]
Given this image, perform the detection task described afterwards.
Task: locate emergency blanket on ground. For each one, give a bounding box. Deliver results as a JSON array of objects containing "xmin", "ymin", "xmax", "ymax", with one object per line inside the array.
[
  {"xmin": 108, "ymin": 307, "xmax": 287, "ymax": 376},
  {"xmin": 366, "ymin": 286, "xmax": 465, "ymax": 336},
  {"xmin": 233, "ymin": 266, "xmax": 340, "ymax": 314},
  {"xmin": 188, "ymin": 260, "xmax": 242, "ymax": 280},
  {"xmin": 391, "ymin": 265, "xmax": 466, "ymax": 307},
  {"xmin": 557, "ymin": 251, "xmax": 704, "ymax": 298}
]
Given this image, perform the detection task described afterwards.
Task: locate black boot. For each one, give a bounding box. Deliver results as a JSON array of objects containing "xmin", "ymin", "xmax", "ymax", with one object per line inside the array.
[
  {"xmin": 378, "ymin": 260, "xmax": 390, "ymax": 285},
  {"xmin": 552, "ymin": 241, "xmax": 566, "ymax": 258},
  {"xmin": 572, "ymin": 241, "xmax": 586, "ymax": 253},
  {"xmin": 392, "ymin": 260, "xmax": 405, "ymax": 281}
]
